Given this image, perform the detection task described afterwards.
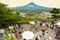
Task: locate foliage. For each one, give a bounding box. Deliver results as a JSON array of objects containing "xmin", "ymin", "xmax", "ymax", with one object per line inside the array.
[
  {"xmin": 11, "ymin": 37, "xmax": 17, "ymax": 40},
  {"xmin": 14, "ymin": 9, "xmax": 48, "ymax": 14},
  {"xmin": 4, "ymin": 36, "xmax": 17, "ymax": 40},
  {"xmin": 4, "ymin": 29, "xmax": 9, "ymax": 35},
  {"xmin": 0, "ymin": 3, "xmax": 21, "ymax": 26},
  {"xmin": 50, "ymin": 8, "xmax": 60, "ymax": 14},
  {"xmin": 18, "ymin": 16, "xmax": 40, "ymax": 24},
  {"xmin": 4, "ymin": 35, "xmax": 11, "ymax": 40},
  {"xmin": 50, "ymin": 8, "xmax": 60, "ymax": 20}
]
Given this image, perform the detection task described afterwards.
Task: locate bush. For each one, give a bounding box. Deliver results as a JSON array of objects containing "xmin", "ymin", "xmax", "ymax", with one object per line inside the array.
[
  {"xmin": 11, "ymin": 37, "xmax": 17, "ymax": 40},
  {"xmin": 4, "ymin": 29, "xmax": 9, "ymax": 35}
]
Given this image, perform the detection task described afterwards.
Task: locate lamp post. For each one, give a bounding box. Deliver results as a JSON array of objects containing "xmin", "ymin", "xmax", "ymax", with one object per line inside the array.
[{"xmin": 9, "ymin": 26, "xmax": 13, "ymax": 40}]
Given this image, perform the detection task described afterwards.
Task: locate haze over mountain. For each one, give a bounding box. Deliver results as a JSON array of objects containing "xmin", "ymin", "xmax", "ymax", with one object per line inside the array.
[{"xmin": 13, "ymin": 2, "xmax": 52, "ymax": 11}]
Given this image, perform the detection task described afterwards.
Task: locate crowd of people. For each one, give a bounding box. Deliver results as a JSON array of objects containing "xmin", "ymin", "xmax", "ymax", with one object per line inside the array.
[
  {"xmin": 11, "ymin": 21, "xmax": 60, "ymax": 40},
  {"xmin": 29, "ymin": 21, "xmax": 59, "ymax": 40}
]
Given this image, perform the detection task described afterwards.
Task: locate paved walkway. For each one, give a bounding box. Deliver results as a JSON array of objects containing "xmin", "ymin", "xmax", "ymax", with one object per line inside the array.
[
  {"xmin": 16, "ymin": 24, "xmax": 58, "ymax": 40},
  {"xmin": 34, "ymin": 29, "xmax": 57, "ymax": 40}
]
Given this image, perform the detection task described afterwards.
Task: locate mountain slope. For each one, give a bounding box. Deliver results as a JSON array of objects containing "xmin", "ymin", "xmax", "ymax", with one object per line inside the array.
[{"xmin": 13, "ymin": 2, "xmax": 52, "ymax": 12}]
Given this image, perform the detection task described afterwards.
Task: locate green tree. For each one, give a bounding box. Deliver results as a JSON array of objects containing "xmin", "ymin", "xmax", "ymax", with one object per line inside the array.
[
  {"xmin": 50, "ymin": 8, "xmax": 60, "ymax": 14},
  {"xmin": 50, "ymin": 8, "xmax": 60, "ymax": 20},
  {"xmin": 0, "ymin": 3, "xmax": 21, "ymax": 26}
]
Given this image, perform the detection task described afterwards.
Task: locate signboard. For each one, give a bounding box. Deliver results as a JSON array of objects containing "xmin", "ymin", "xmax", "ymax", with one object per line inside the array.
[
  {"xmin": 0, "ymin": 29, "xmax": 4, "ymax": 33},
  {"xmin": 0, "ymin": 29, "xmax": 4, "ymax": 40}
]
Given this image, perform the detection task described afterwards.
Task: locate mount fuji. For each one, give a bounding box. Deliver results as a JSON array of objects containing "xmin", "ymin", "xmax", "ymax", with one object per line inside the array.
[{"xmin": 13, "ymin": 2, "xmax": 52, "ymax": 11}]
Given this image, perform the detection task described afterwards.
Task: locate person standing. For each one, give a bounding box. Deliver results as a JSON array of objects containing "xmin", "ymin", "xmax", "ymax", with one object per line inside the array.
[
  {"xmin": 50, "ymin": 21, "xmax": 55, "ymax": 30},
  {"xmin": 35, "ymin": 37, "xmax": 38, "ymax": 40}
]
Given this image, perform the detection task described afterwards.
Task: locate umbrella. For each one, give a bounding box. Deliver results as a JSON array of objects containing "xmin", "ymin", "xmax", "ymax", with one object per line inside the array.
[
  {"xmin": 29, "ymin": 21, "xmax": 35, "ymax": 24},
  {"xmin": 22, "ymin": 31, "xmax": 34, "ymax": 40},
  {"xmin": 55, "ymin": 22, "xmax": 60, "ymax": 25},
  {"xmin": 55, "ymin": 22, "xmax": 60, "ymax": 27}
]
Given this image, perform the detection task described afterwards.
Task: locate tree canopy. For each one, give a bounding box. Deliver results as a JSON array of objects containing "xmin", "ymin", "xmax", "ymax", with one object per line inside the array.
[
  {"xmin": 0, "ymin": 3, "xmax": 21, "ymax": 26},
  {"xmin": 50, "ymin": 8, "xmax": 60, "ymax": 14},
  {"xmin": 50, "ymin": 8, "xmax": 60, "ymax": 20}
]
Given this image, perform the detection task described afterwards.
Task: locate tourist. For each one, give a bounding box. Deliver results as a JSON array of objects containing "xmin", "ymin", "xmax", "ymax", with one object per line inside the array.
[
  {"xmin": 50, "ymin": 21, "xmax": 55, "ymax": 30},
  {"xmin": 40, "ymin": 22, "xmax": 42, "ymax": 26},
  {"xmin": 50, "ymin": 25, "xmax": 54, "ymax": 30},
  {"xmin": 23, "ymin": 39, "xmax": 26, "ymax": 40},
  {"xmin": 48, "ymin": 36, "xmax": 52, "ymax": 40},
  {"xmin": 35, "ymin": 26, "xmax": 38, "ymax": 31},
  {"xmin": 43, "ymin": 23, "xmax": 45, "ymax": 26},
  {"xmin": 46, "ymin": 24, "xmax": 49, "ymax": 27},
  {"xmin": 35, "ymin": 37, "xmax": 38, "ymax": 40}
]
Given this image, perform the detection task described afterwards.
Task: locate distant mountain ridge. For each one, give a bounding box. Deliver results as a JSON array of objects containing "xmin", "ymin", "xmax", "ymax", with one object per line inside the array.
[{"xmin": 13, "ymin": 2, "xmax": 52, "ymax": 12}]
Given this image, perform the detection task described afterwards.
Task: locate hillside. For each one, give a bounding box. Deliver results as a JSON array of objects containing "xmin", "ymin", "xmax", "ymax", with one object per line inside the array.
[{"xmin": 13, "ymin": 2, "xmax": 52, "ymax": 13}]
